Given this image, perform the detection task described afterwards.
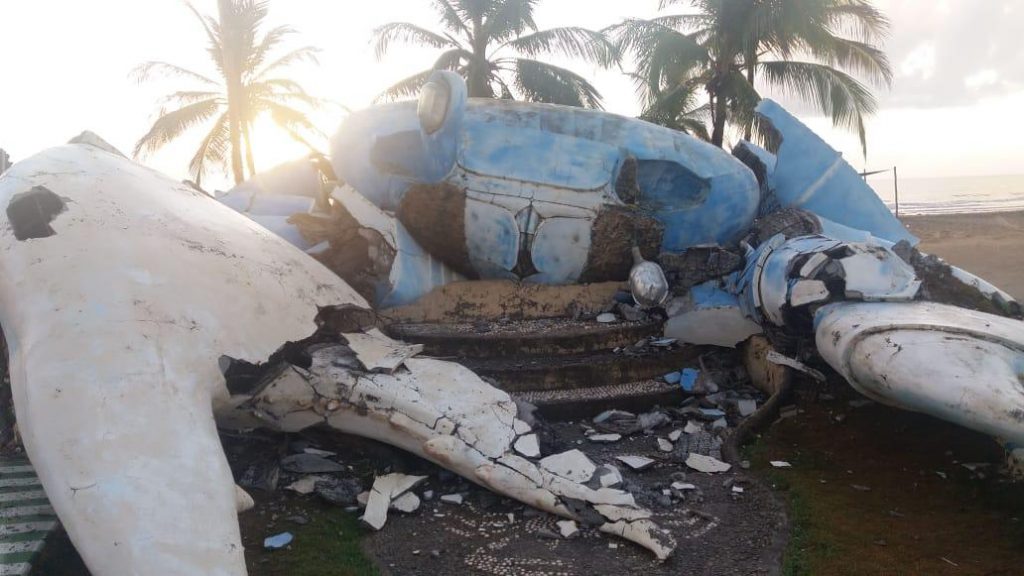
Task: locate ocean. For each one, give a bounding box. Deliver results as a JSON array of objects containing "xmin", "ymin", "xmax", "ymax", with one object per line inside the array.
[{"xmin": 867, "ymin": 173, "xmax": 1024, "ymax": 216}]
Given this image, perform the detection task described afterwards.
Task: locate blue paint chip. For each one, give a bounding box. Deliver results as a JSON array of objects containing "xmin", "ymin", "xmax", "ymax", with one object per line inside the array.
[
  {"xmin": 680, "ymin": 368, "xmax": 700, "ymax": 392},
  {"xmin": 664, "ymin": 371, "xmax": 682, "ymax": 385},
  {"xmin": 264, "ymin": 532, "xmax": 294, "ymax": 550}
]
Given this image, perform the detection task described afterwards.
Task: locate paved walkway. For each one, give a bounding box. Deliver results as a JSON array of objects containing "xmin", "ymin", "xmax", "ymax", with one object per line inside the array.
[{"xmin": 1, "ymin": 458, "xmax": 56, "ymax": 575}]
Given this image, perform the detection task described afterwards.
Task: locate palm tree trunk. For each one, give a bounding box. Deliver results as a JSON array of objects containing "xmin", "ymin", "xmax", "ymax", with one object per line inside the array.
[
  {"xmin": 467, "ymin": 21, "xmax": 490, "ymax": 98},
  {"xmin": 710, "ymin": 87, "xmax": 728, "ymax": 148},
  {"xmin": 219, "ymin": 0, "xmax": 245, "ymax": 184},
  {"xmin": 242, "ymin": 122, "xmax": 256, "ymax": 179},
  {"xmin": 743, "ymin": 64, "xmax": 755, "ymax": 141}
]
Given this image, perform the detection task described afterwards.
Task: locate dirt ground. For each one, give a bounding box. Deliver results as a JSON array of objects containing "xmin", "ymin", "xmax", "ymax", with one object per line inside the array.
[
  {"xmin": 752, "ymin": 378, "xmax": 1024, "ymax": 576},
  {"xmin": 904, "ymin": 210, "xmax": 1024, "ymax": 300}
]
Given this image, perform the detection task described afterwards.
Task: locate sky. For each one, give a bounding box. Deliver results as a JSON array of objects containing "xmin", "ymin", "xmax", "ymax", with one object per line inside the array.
[{"xmin": 1, "ymin": 0, "xmax": 1023, "ymax": 188}]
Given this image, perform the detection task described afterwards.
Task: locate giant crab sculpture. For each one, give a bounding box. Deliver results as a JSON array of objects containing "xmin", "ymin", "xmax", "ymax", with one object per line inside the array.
[{"xmin": 0, "ymin": 72, "xmax": 1021, "ymax": 575}]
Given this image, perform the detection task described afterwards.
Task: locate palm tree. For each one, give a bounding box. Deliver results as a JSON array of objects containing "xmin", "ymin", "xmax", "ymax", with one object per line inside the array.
[
  {"xmin": 374, "ymin": 0, "xmax": 619, "ymax": 108},
  {"xmin": 611, "ymin": 0, "xmax": 892, "ymax": 154},
  {"xmin": 134, "ymin": 0, "xmax": 323, "ymax": 185}
]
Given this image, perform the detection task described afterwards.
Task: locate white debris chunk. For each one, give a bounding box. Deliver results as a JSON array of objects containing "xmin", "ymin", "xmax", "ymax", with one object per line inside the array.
[
  {"xmin": 303, "ymin": 448, "xmax": 337, "ymax": 457},
  {"xmin": 235, "ymin": 485, "xmax": 255, "ymax": 513},
  {"xmin": 684, "ymin": 421, "xmax": 703, "ymax": 434},
  {"xmin": 342, "ymin": 329, "xmax": 424, "ymax": 373},
  {"xmin": 539, "ymin": 450, "xmax": 596, "ymax": 483},
  {"xmin": 685, "ymin": 454, "xmax": 732, "ymax": 474},
  {"xmin": 391, "ymin": 492, "xmax": 421, "ymax": 513},
  {"xmin": 671, "ymin": 482, "xmax": 696, "ymax": 491},
  {"xmin": 616, "ymin": 455, "xmax": 656, "ymax": 471},
  {"xmin": 732, "ymin": 486, "xmax": 745, "ymax": 494},
  {"xmin": 440, "ymin": 493, "xmax": 464, "ymax": 505},
  {"xmin": 514, "ymin": 434, "xmax": 541, "ymax": 458},
  {"xmin": 668, "ymin": 429, "xmax": 682, "ymax": 442},
  {"xmin": 593, "ymin": 504, "xmax": 652, "ymax": 522},
  {"xmin": 799, "ymin": 252, "xmax": 830, "ymax": 278},
  {"xmin": 360, "ymin": 473, "xmax": 428, "ymax": 530},
  {"xmin": 513, "ymin": 419, "xmax": 532, "ymax": 435},
  {"xmin": 557, "ymin": 520, "xmax": 579, "ymax": 538},
  {"xmin": 766, "ymin": 350, "xmax": 826, "ymax": 382},
  {"xmin": 596, "ymin": 313, "xmax": 618, "ymax": 323},
  {"xmin": 285, "ymin": 475, "xmax": 329, "ymax": 495},
  {"xmin": 790, "ymin": 279, "xmax": 831, "ymax": 307},
  {"xmin": 588, "ymin": 433, "xmax": 623, "ymax": 443},
  {"xmin": 657, "ymin": 438, "xmax": 674, "ymax": 453},
  {"xmin": 737, "ymin": 399, "xmax": 757, "ymax": 417},
  {"xmin": 770, "ymin": 461, "xmax": 793, "ymax": 468},
  {"xmin": 597, "ymin": 465, "xmax": 623, "ymax": 488}
]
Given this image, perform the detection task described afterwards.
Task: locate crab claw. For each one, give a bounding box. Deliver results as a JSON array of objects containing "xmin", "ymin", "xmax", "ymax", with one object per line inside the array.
[
  {"xmin": 247, "ymin": 342, "xmax": 677, "ymax": 560},
  {"xmin": 0, "ymin": 141, "xmax": 368, "ymax": 575}
]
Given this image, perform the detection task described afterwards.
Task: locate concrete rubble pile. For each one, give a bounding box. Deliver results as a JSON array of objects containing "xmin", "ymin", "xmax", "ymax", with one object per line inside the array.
[{"xmin": 0, "ymin": 71, "xmax": 1021, "ymax": 575}]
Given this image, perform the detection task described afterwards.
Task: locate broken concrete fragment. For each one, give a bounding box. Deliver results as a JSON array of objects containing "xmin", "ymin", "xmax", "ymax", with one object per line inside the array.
[
  {"xmin": 234, "ymin": 485, "xmax": 255, "ymax": 513},
  {"xmin": 280, "ymin": 454, "xmax": 345, "ymax": 474},
  {"xmin": 790, "ymin": 279, "xmax": 830, "ymax": 307},
  {"xmin": 361, "ymin": 474, "xmax": 428, "ymax": 530},
  {"xmin": 285, "ymin": 475, "xmax": 329, "ymax": 495},
  {"xmin": 766, "ymin": 351, "xmax": 826, "ymax": 382},
  {"xmin": 668, "ymin": 429, "xmax": 682, "ymax": 442},
  {"xmin": 616, "ymin": 455, "xmax": 656, "ymax": 471},
  {"xmin": 514, "ymin": 434, "xmax": 541, "ymax": 458},
  {"xmin": 684, "ymin": 421, "xmax": 703, "ymax": 435},
  {"xmin": 539, "ymin": 450, "xmax": 597, "ymax": 483},
  {"xmin": 588, "ymin": 433, "xmax": 622, "ymax": 443},
  {"xmin": 657, "ymin": 438, "xmax": 674, "ymax": 453},
  {"xmin": 770, "ymin": 461, "xmax": 792, "ymax": 468},
  {"xmin": 557, "ymin": 519, "xmax": 580, "ymax": 538},
  {"xmin": 342, "ymin": 329, "xmax": 424, "ymax": 373},
  {"xmin": 391, "ymin": 492, "xmax": 421, "ymax": 513},
  {"xmin": 513, "ymin": 419, "xmax": 532, "ymax": 435},
  {"xmin": 264, "ymin": 532, "xmax": 293, "ymax": 550},
  {"xmin": 685, "ymin": 454, "xmax": 732, "ymax": 474},
  {"xmin": 712, "ymin": 418, "xmax": 728, "ymax": 430},
  {"xmin": 671, "ymin": 482, "xmax": 696, "ymax": 491},
  {"xmin": 596, "ymin": 313, "xmax": 618, "ymax": 324},
  {"xmin": 597, "ymin": 465, "xmax": 623, "ymax": 488},
  {"xmin": 737, "ymin": 399, "xmax": 757, "ymax": 417},
  {"xmin": 440, "ymin": 493, "xmax": 464, "ymax": 505}
]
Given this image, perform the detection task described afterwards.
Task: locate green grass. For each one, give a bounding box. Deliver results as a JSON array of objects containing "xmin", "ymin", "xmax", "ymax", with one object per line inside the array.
[{"xmin": 247, "ymin": 507, "xmax": 377, "ymax": 576}]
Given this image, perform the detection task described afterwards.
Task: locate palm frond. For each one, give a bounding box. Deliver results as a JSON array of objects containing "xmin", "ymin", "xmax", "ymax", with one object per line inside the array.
[
  {"xmin": 185, "ymin": 1, "xmax": 224, "ymax": 73},
  {"xmin": 485, "ymin": 0, "xmax": 538, "ymax": 42},
  {"xmin": 431, "ymin": 0, "xmax": 471, "ymax": 37},
  {"xmin": 758, "ymin": 59, "xmax": 874, "ymax": 154},
  {"xmin": 134, "ymin": 98, "xmax": 222, "ymax": 157},
  {"xmin": 825, "ymin": 0, "xmax": 890, "ymax": 42},
  {"xmin": 159, "ymin": 90, "xmax": 224, "ymax": 107},
  {"xmin": 375, "ymin": 69, "xmax": 436, "ymax": 103},
  {"xmin": 504, "ymin": 27, "xmax": 619, "ymax": 68},
  {"xmin": 372, "ymin": 22, "xmax": 456, "ymax": 60},
  {"xmin": 512, "ymin": 58, "xmax": 603, "ymax": 109},
  {"xmin": 189, "ymin": 112, "xmax": 230, "ymax": 185},
  {"xmin": 262, "ymin": 100, "xmax": 325, "ymax": 152},
  {"xmin": 252, "ymin": 45, "xmax": 321, "ymax": 80},
  {"xmin": 795, "ymin": 32, "xmax": 892, "ymax": 87},
  {"xmin": 247, "ymin": 24, "xmax": 296, "ymax": 73},
  {"xmin": 131, "ymin": 61, "xmax": 219, "ymax": 86}
]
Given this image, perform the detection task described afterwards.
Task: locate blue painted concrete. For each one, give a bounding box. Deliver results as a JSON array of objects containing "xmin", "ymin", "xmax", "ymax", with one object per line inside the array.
[
  {"xmin": 330, "ymin": 73, "xmax": 761, "ymax": 283},
  {"xmin": 756, "ymin": 100, "xmax": 919, "ymax": 246}
]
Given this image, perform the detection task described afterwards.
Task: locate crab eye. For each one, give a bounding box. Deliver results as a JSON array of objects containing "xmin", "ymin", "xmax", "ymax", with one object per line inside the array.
[{"xmin": 417, "ymin": 78, "xmax": 451, "ymax": 135}]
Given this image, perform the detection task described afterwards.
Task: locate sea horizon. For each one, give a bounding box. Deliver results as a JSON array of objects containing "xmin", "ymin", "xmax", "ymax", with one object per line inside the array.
[{"xmin": 867, "ymin": 172, "xmax": 1024, "ymax": 216}]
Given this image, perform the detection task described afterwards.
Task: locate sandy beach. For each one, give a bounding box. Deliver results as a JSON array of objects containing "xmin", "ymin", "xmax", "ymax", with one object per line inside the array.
[{"xmin": 903, "ymin": 210, "xmax": 1024, "ymax": 300}]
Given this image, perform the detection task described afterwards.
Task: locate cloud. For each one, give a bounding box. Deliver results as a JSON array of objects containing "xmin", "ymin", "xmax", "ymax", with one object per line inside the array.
[{"xmin": 877, "ymin": 0, "xmax": 1024, "ymax": 107}]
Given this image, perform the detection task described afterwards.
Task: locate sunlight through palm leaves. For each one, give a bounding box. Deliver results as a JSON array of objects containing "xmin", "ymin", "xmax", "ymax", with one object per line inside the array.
[
  {"xmin": 374, "ymin": 0, "xmax": 619, "ymax": 108},
  {"xmin": 609, "ymin": 0, "xmax": 892, "ymax": 155},
  {"xmin": 133, "ymin": 0, "xmax": 324, "ymax": 185}
]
